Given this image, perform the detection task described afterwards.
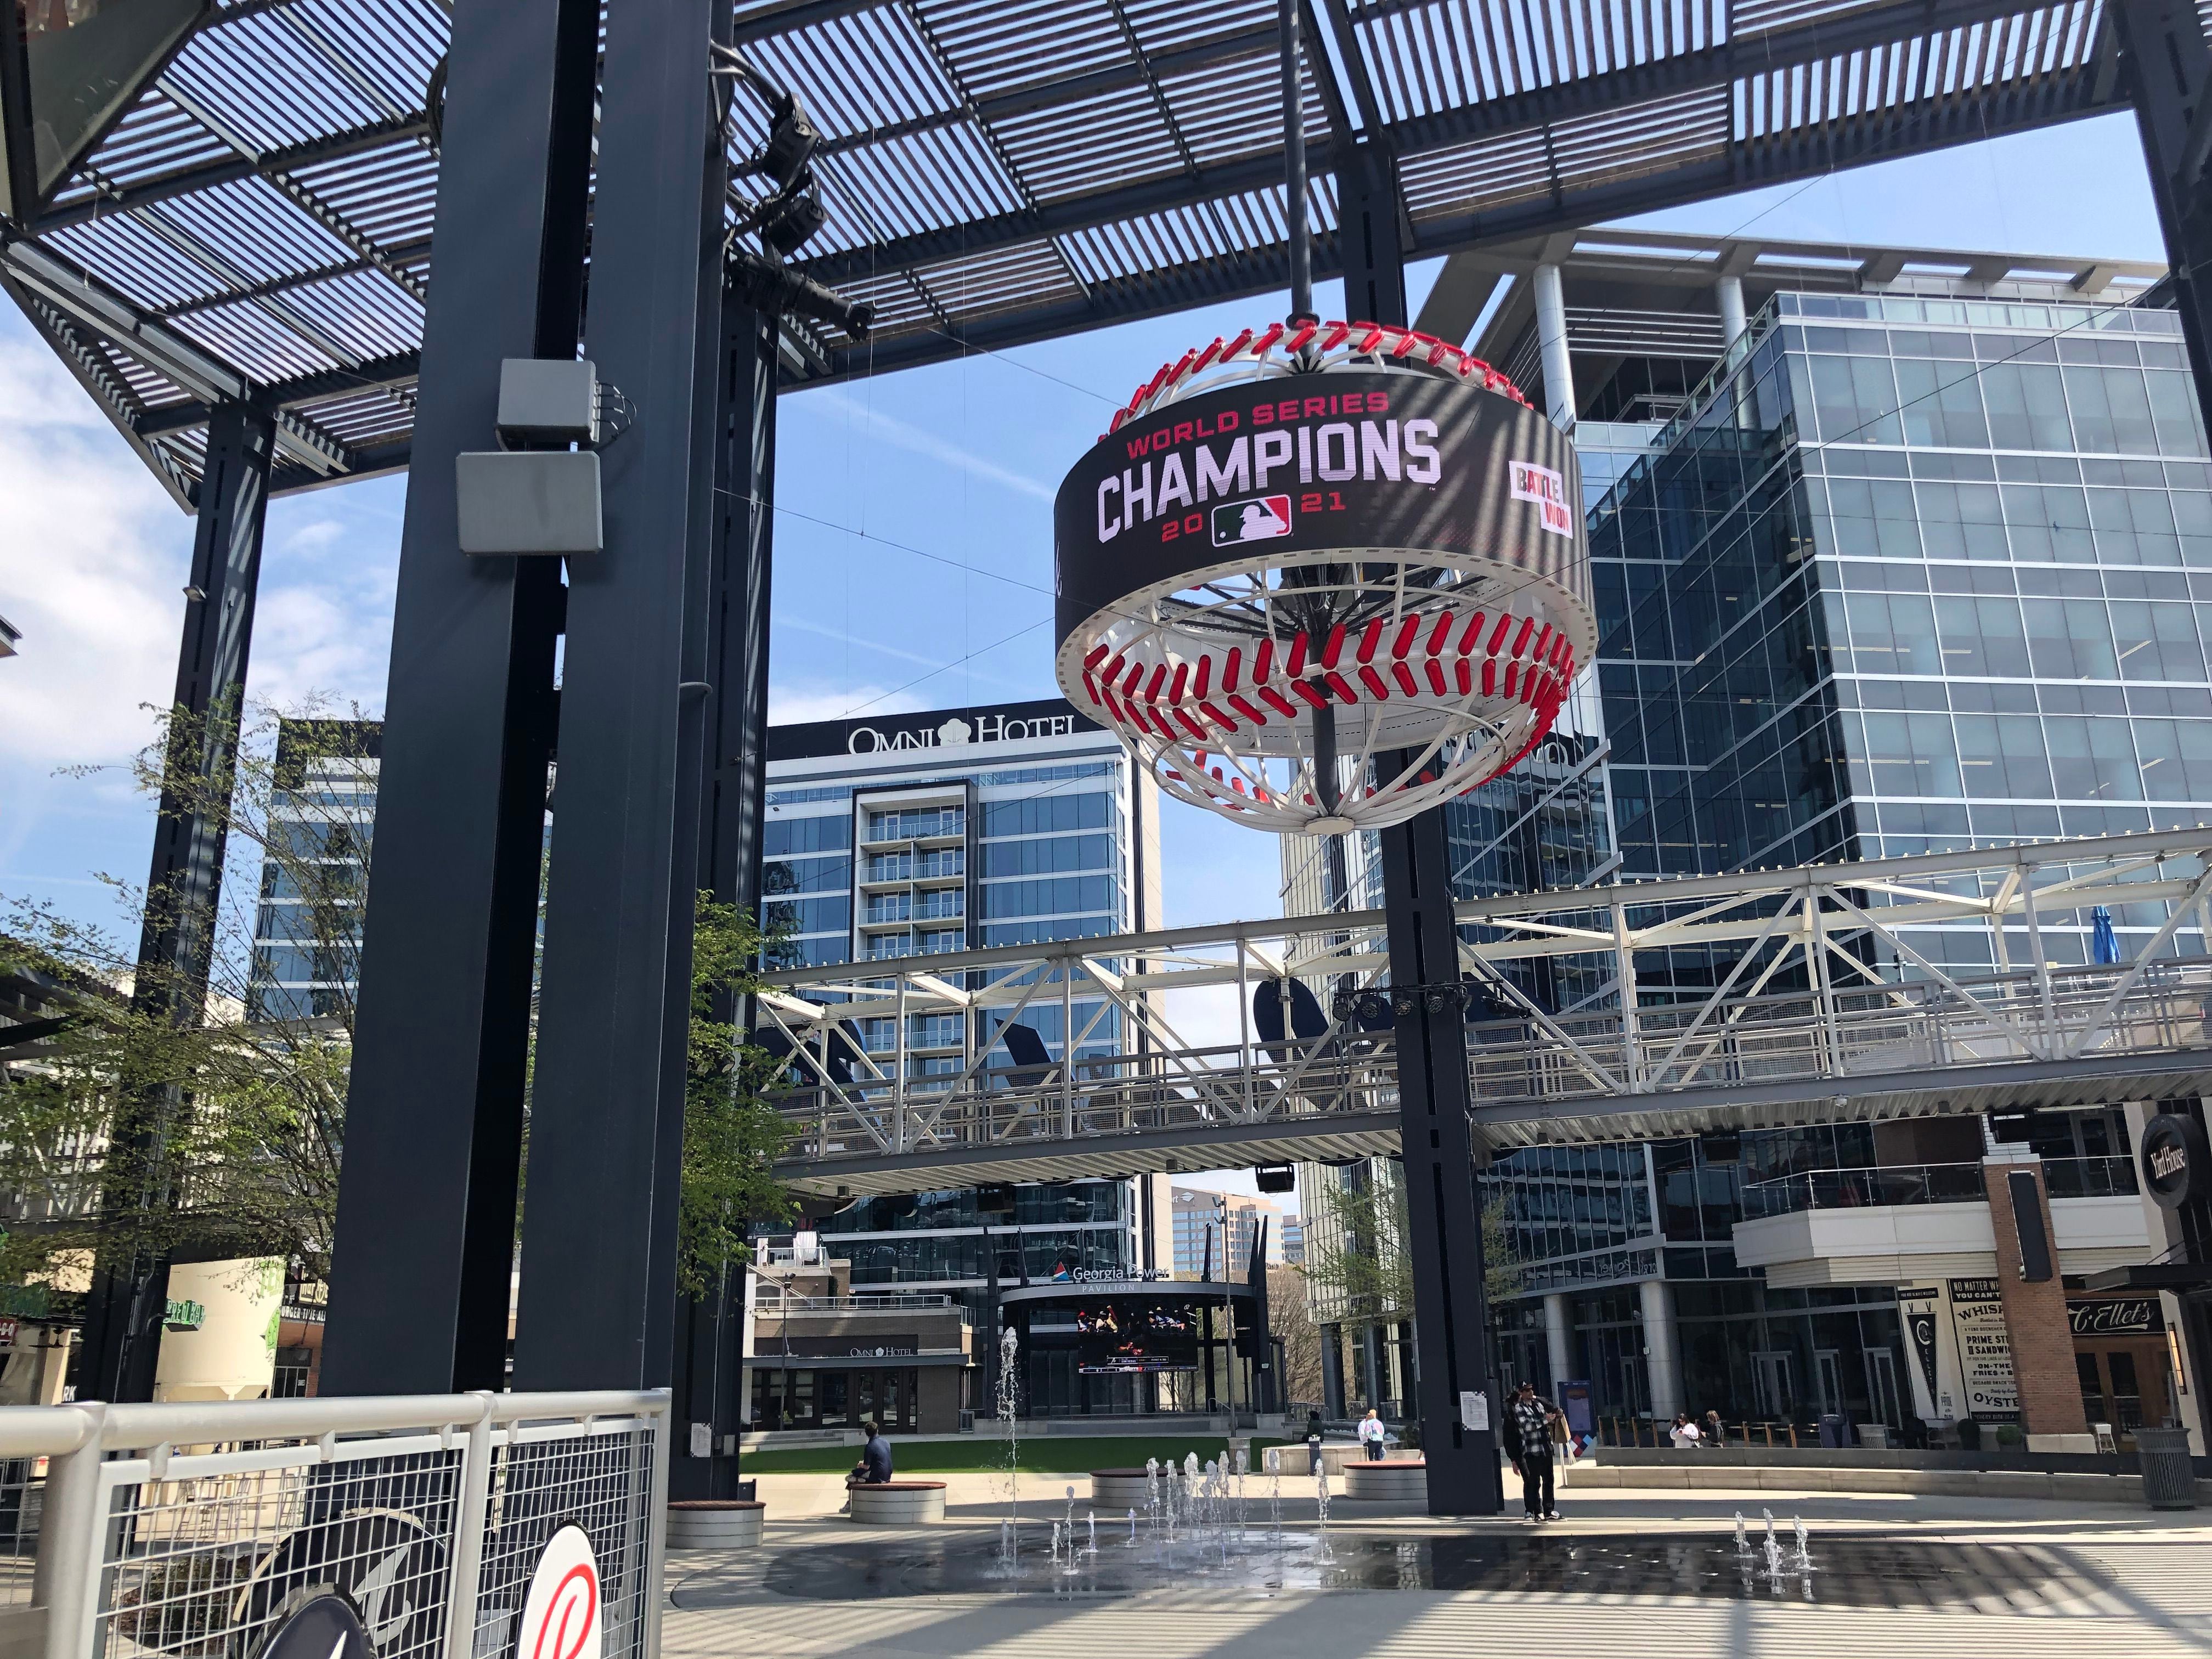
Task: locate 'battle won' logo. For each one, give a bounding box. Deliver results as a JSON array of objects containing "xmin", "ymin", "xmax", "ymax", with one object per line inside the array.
[{"xmin": 1510, "ymin": 461, "xmax": 1573, "ymax": 537}]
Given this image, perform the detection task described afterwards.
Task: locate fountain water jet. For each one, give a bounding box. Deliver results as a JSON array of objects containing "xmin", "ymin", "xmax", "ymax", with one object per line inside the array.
[{"xmin": 996, "ymin": 1325, "xmax": 1021, "ymax": 1565}]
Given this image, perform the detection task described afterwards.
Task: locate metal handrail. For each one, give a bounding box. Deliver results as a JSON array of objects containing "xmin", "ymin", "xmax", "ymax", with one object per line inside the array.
[
  {"xmin": 1739, "ymin": 1163, "xmax": 1988, "ymax": 1218},
  {"xmin": 768, "ymin": 955, "xmax": 2212, "ymax": 1167}
]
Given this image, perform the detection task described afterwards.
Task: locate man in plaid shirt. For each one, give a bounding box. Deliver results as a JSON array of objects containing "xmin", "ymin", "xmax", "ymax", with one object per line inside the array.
[{"xmin": 1509, "ymin": 1382, "xmax": 1560, "ymax": 1521}]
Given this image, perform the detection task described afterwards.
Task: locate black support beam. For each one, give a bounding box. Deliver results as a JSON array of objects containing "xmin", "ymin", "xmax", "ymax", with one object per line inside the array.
[
  {"xmin": 2113, "ymin": 0, "xmax": 2212, "ymax": 424},
  {"xmin": 80, "ymin": 398, "xmax": 274, "ymax": 1403},
  {"xmin": 1376, "ymin": 784, "xmax": 1505, "ymax": 1515},
  {"xmin": 514, "ymin": 0, "xmax": 724, "ymax": 1392},
  {"xmin": 319, "ymin": 0, "xmax": 596, "ymax": 1396},
  {"xmin": 670, "ymin": 286, "xmax": 779, "ymax": 1499}
]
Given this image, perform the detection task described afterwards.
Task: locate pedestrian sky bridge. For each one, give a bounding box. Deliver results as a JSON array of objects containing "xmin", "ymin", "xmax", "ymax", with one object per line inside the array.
[{"xmin": 761, "ymin": 827, "xmax": 2212, "ymax": 1195}]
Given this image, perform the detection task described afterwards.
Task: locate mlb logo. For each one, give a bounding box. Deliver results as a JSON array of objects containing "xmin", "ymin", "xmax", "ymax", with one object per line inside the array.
[
  {"xmin": 1510, "ymin": 461, "xmax": 1573, "ymax": 536},
  {"xmin": 1211, "ymin": 494, "xmax": 1293, "ymax": 546}
]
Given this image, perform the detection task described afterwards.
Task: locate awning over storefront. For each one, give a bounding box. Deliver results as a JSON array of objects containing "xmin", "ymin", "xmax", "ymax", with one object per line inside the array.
[
  {"xmin": 2086, "ymin": 1263, "xmax": 2212, "ymax": 1293},
  {"xmin": 747, "ymin": 1351, "xmax": 969, "ymax": 1369}
]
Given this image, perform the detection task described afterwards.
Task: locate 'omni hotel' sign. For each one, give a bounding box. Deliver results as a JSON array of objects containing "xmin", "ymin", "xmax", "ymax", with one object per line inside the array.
[{"xmin": 768, "ymin": 697, "xmax": 1102, "ymax": 763}]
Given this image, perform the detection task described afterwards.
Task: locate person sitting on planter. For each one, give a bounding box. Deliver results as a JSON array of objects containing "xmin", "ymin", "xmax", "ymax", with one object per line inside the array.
[{"xmin": 841, "ymin": 1419, "xmax": 894, "ymax": 1511}]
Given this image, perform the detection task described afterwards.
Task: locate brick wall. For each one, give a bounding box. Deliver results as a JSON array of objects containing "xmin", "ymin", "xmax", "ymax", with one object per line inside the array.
[{"xmin": 1984, "ymin": 1159, "xmax": 2087, "ymax": 1436}]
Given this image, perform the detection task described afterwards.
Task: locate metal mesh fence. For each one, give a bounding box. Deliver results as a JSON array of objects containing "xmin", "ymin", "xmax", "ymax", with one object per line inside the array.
[
  {"xmin": 94, "ymin": 1438, "xmax": 464, "ymax": 1659},
  {"xmin": 474, "ymin": 1423, "xmax": 656, "ymax": 1659},
  {"xmin": 40, "ymin": 1395, "xmax": 667, "ymax": 1659},
  {"xmin": 0, "ymin": 1455, "xmax": 43, "ymax": 1609}
]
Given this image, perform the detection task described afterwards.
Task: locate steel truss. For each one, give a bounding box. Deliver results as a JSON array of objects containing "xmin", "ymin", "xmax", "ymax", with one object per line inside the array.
[
  {"xmin": 0, "ymin": 0, "xmax": 2179, "ymax": 501},
  {"xmin": 763, "ymin": 826, "xmax": 2212, "ymax": 1195}
]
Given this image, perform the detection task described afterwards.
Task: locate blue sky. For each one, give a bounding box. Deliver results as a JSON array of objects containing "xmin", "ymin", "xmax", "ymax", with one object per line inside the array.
[{"xmin": 0, "ymin": 111, "xmax": 2169, "ymax": 1193}]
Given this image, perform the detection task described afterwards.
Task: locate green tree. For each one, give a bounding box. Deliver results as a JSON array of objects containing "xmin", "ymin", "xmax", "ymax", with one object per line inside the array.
[
  {"xmin": 0, "ymin": 699, "xmax": 794, "ymax": 1300},
  {"xmin": 1297, "ymin": 1165, "xmax": 1521, "ymax": 1339},
  {"xmin": 677, "ymin": 893, "xmax": 795, "ymax": 1294}
]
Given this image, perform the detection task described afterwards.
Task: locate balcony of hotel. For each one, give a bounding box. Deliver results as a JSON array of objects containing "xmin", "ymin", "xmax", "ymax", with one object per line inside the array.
[
  {"xmin": 859, "ymin": 806, "xmax": 966, "ymax": 850},
  {"xmin": 1732, "ymin": 1155, "xmax": 2153, "ymax": 1288}
]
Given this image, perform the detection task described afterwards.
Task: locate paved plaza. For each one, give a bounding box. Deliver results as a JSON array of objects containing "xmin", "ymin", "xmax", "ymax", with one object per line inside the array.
[{"xmin": 661, "ymin": 1472, "xmax": 2212, "ymax": 1657}]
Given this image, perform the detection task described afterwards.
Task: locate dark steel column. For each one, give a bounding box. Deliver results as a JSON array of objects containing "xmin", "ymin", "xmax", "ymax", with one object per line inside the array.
[
  {"xmin": 703, "ymin": 296, "xmax": 778, "ymax": 925},
  {"xmin": 1334, "ymin": 140, "xmax": 1406, "ymax": 327},
  {"xmin": 671, "ymin": 290, "xmax": 777, "ymax": 1499},
  {"xmin": 320, "ymin": 0, "xmax": 595, "ymax": 1396},
  {"xmin": 1376, "ymin": 793, "xmax": 1502, "ymax": 1513},
  {"xmin": 80, "ymin": 400, "xmax": 273, "ymax": 1403},
  {"xmin": 514, "ymin": 0, "xmax": 723, "ymax": 1391},
  {"xmin": 2114, "ymin": 0, "xmax": 2212, "ymax": 417},
  {"xmin": 1342, "ymin": 145, "xmax": 1502, "ymax": 1511}
]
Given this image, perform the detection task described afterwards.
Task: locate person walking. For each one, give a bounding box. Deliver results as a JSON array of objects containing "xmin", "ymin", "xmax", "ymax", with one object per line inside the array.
[
  {"xmin": 1359, "ymin": 1408, "xmax": 1389, "ymax": 1462},
  {"xmin": 1703, "ymin": 1410, "xmax": 1725, "ymax": 1448},
  {"xmin": 1668, "ymin": 1413, "xmax": 1702, "ymax": 1449},
  {"xmin": 1306, "ymin": 1408, "xmax": 1325, "ymax": 1475},
  {"xmin": 1510, "ymin": 1383, "xmax": 1559, "ymax": 1521}
]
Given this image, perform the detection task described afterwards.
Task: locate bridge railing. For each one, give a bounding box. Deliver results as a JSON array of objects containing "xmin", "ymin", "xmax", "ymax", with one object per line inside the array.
[
  {"xmin": 766, "ymin": 956, "xmax": 2212, "ymax": 1164},
  {"xmin": 760, "ymin": 828, "xmax": 2212, "ymax": 1175}
]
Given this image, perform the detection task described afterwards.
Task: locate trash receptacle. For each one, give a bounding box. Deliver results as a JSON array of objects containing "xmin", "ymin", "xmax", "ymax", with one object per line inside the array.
[
  {"xmin": 2137, "ymin": 1426, "xmax": 2196, "ymax": 1510},
  {"xmin": 1818, "ymin": 1413, "xmax": 1844, "ymax": 1448}
]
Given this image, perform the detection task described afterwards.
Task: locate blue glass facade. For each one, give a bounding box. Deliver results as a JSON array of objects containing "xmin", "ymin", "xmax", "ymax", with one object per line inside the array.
[
  {"xmin": 1594, "ymin": 292, "xmax": 2211, "ymax": 945},
  {"xmin": 247, "ymin": 723, "xmax": 381, "ymax": 1023},
  {"xmin": 1481, "ymin": 281, "xmax": 2207, "ymax": 1431},
  {"xmin": 763, "ymin": 702, "xmax": 1160, "ymax": 1319}
]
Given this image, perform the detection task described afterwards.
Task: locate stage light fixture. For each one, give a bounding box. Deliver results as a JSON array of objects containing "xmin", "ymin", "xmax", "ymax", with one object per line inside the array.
[
  {"xmin": 757, "ymin": 92, "xmax": 820, "ymax": 189},
  {"xmin": 727, "ymin": 250, "xmax": 874, "ymax": 342},
  {"xmin": 763, "ymin": 185, "xmax": 828, "ymax": 257}
]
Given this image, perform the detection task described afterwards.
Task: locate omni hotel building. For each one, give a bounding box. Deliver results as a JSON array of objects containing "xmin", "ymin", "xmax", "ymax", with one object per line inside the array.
[
  {"xmin": 1292, "ymin": 232, "xmax": 2211, "ymax": 1454},
  {"xmin": 751, "ymin": 697, "xmax": 1175, "ymax": 1428}
]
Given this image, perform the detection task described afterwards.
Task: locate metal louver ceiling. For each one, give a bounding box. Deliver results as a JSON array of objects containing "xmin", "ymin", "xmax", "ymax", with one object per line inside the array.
[{"xmin": 0, "ymin": 0, "xmax": 2155, "ymax": 507}]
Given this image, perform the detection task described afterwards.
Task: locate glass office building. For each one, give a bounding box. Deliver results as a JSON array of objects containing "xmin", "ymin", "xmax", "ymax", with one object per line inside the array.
[
  {"xmin": 761, "ymin": 698, "xmax": 1173, "ymax": 1416},
  {"xmin": 1597, "ymin": 289, "xmax": 2212, "ymax": 924},
  {"xmin": 248, "ymin": 720, "xmax": 382, "ymax": 1023},
  {"xmin": 1291, "ymin": 232, "xmax": 2188, "ymax": 1435}
]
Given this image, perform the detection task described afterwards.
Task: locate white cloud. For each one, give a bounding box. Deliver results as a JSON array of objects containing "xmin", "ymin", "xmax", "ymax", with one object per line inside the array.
[
  {"xmin": 0, "ymin": 409, "xmax": 188, "ymax": 771},
  {"xmin": 245, "ymin": 579, "xmax": 392, "ymax": 713},
  {"xmin": 283, "ymin": 518, "xmax": 346, "ymax": 554},
  {"xmin": 794, "ymin": 387, "xmax": 1057, "ymax": 504},
  {"xmin": 0, "ymin": 334, "xmax": 117, "ymax": 430}
]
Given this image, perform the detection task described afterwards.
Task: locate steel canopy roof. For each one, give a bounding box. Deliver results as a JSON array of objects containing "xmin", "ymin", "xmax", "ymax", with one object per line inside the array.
[{"xmin": 0, "ymin": 0, "xmax": 2136, "ymax": 507}]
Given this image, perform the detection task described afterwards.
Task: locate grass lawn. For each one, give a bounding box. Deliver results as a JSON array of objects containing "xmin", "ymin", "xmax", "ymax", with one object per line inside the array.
[{"xmin": 740, "ymin": 1435, "xmax": 1293, "ymax": 1475}]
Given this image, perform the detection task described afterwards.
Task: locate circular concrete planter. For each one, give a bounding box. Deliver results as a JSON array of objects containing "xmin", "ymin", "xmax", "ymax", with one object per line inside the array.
[
  {"xmin": 849, "ymin": 1481, "xmax": 947, "ymax": 1525},
  {"xmin": 1342, "ymin": 1459, "xmax": 1426, "ymax": 1501},
  {"xmin": 1090, "ymin": 1469, "xmax": 1156, "ymax": 1509},
  {"xmin": 667, "ymin": 1500, "xmax": 765, "ymax": 1549}
]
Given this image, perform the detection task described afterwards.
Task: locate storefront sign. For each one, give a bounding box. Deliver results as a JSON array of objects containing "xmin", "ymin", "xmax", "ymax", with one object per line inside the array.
[
  {"xmin": 766, "ymin": 697, "xmax": 1098, "ymax": 762},
  {"xmin": 163, "ymin": 1298, "xmax": 204, "ymax": 1331},
  {"xmin": 2068, "ymin": 1297, "xmax": 2165, "ymax": 1336},
  {"xmin": 2142, "ymin": 1113, "xmax": 2210, "ymax": 1210},
  {"xmin": 779, "ymin": 1336, "xmax": 920, "ymax": 1358},
  {"xmin": 1900, "ymin": 1289, "xmax": 1941, "ymax": 1413},
  {"xmin": 1948, "ymin": 1278, "xmax": 2019, "ymax": 1421}
]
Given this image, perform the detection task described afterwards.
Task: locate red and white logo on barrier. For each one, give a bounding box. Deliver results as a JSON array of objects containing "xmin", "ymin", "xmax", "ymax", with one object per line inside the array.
[{"xmin": 517, "ymin": 1525, "xmax": 601, "ymax": 1659}]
